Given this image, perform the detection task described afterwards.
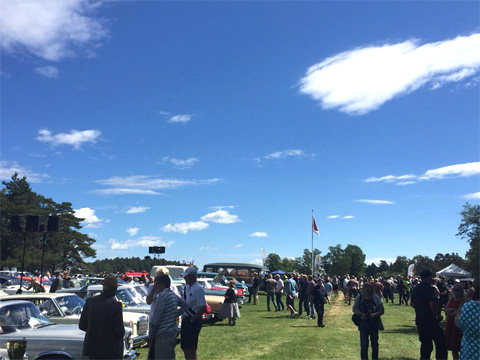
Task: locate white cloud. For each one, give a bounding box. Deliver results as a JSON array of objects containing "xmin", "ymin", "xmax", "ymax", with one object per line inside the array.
[
  {"xmin": 253, "ymin": 259, "xmax": 264, "ymax": 265},
  {"xmin": 35, "ymin": 66, "xmax": 59, "ymax": 78},
  {"xmin": 110, "ymin": 236, "xmax": 174, "ymax": 250},
  {"xmin": 199, "ymin": 246, "xmax": 219, "ymax": 251},
  {"xmin": 464, "ymin": 192, "xmax": 480, "ymax": 200},
  {"xmin": 74, "ymin": 207, "xmax": 103, "ymax": 228},
  {"xmin": 36, "ymin": 129, "xmax": 101, "ymax": 149},
  {"xmin": 0, "ymin": 161, "xmax": 49, "ymax": 183},
  {"xmin": 249, "ymin": 232, "xmax": 268, "ymax": 238},
  {"xmin": 162, "ymin": 157, "xmax": 199, "ymax": 169},
  {"xmin": 210, "ymin": 205, "xmax": 237, "ymax": 210},
  {"xmin": 126, "ymin": 227, "xmax": 139, "ymax": 236},
  {"xmin": 255, "ymin": 149, "xmax": 315, "ymax": 164},
  {"xmin": 0, "ymin": 0, "xmax": 108, "ymax": 61},
  {"xmin": 365, "ymin": 257, "xmax": 397, "ymax": 266},
  {"xmin": 93, "ymin": 175, "xmax": 221, "ymax": 195},
  {"xmin": 365, "ymin": 162, "xmax": 480, "ymax": 186},
  {"xmin": 126, "ymin": 206, "xmax": 150, "ymax": 214},
  {"xmin": 201, "ymin": 210, "xmax": 240, "ymax": 224},
  {"xmin": 161, "ymin": 221, "xmax": 209, "ymax": 234},
  {"xmin": 299, "ymin": 33, "xmax": 480, "ymax": 115},
  {"xmin": 342, "ymin": 215, "xmax": 355, "ymax": 219},
  {"xmin": 327, "ymin": 215, "xmax": 340, "ymax": 219},
  {"xmin": 168, "ymin": 114, "xmax": 191, "ymax": 123},
  {"xmin": 235, "ymin": 244, "xmax": 243, "ymax": 248},
  {"xmin": 356, "ymin": 199, "xmax": 395, "ymax": 205},
  {"xmin": 158, "ymin": 110, "xmax": 170, "ymax": 116}
]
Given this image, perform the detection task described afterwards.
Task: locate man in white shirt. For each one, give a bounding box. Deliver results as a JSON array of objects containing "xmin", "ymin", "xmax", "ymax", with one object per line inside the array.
[
  {"xmin": 181, "ymin": 267, "xmax": 206, "ymax": 360},
  {"xmin": 274, "ymin": 274, "xmax": 285, "ymax": 311}
]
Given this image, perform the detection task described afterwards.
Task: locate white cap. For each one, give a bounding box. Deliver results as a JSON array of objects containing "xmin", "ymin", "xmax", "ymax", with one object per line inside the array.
[{"xmin": 182, "ymin": 267, "xmax": 197, "ymax": 277}]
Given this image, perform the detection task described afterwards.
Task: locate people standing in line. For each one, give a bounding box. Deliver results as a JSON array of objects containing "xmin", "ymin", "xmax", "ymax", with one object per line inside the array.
[
  {"xmin": 444, "ymin": 283, "xmax": 465, "ymax": 360},
  {"xmin": 343, "ymin": 275, "xmax": 350, "ymax": 304},
  {"xmin": 437, "ymin": 276, "xmax": 449, "ymax": 310},
  {"xmin": 49, "ymin": 271, "xmax": 63, "ymax": 293},
  {"xmin": 79, "ymin": 275, "xmax": 125, "ymax": 360},
  {"xmin": 181, "ymin": 267, "xmax": 207, "ymax": 360},
  {"xmin": 307, "ymin": 275, "xmax": 316, "ymax": 319},
  {"xmin": 332, "ymin": 276, "xmax": 339, "ymax": 297},
  {"xmin": 324, "ymin": 277, "xmax": 332, "ymax": 305},
  {"xmin": 353, "ymin": 282, "xmax": 385, "ymax": 360},
  {"xmin": 404, "ymin": 277, "xmax": 411, "ymax": 306},
  {"xmin": 455, "ymin": 278, "xmax": 479, "ymax": 360},
  {"xmin": 150, "ymin": 274, "xmax": 189, "ymax": 360},
  {"xmin": 219, "ymin": 280, "xmax": 240, "ymax": 326},
  {"xmin": 313, "ymin": 279, "xmax": 327, "ymax": 328},
  {"xmin": 265, "ymin": 274, "xmax": 278, "ymax": 312},
  {"xmin": 250, "ymin": 272, "xmax": 260, "ymax": 305},
  {"xmin": 397, "ymin": 276, "xmax": 407, "ymax": 305},
  {"xmin": 347, "ymin": 277, "xmax": 359, "ymax": 306},
  {"xmin": 411, "ymin": 270, "xmax": 448, "ymax": 360},
  {"xmin": 298, "ymin": 275, "xmax": 310, "ymax": 317},
  {"xmin": 285, "ymin": 273, "xmax": 298, "ymax": 318},
  {"xmin": 274, "ymin": 274, "xmax": 285, "ymax": 311},
  {"xmin": 374, "ymin": 279, "xmax": 384, "ymax": 299}
]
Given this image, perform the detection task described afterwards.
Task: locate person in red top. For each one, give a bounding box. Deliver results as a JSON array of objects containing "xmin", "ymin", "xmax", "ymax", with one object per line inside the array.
[
  {"xmin": 444, "ymin": 283, "xmax": 465, "ymax": 360},
  {"xmin": 374, "ymin": 280, "xmax": 384, "ymax": 299}
]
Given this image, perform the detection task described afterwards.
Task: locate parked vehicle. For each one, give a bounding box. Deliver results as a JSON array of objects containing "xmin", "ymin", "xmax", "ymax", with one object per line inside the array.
[
  {"xmin": 0, "ymin": 293, "xmax": 149, "ymax": 348},
  {"xmin": 0, "ymin": 278, "xmax": 33, "ymax": 295},
  {"xmin": 150, "ymin": 266, "xmax": 188, "ymax": 280},
  {"xmin": 0, "ymin": 300, "xmax": 136, "ymax": 360}
]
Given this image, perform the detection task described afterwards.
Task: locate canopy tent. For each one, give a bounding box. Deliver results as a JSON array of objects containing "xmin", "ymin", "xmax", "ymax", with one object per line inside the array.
[
  {"xmin": 436, "ymin": 263, "xmax": 472, "ymax": 278},
  {"xmin": 270, "ymin": 270, "xmax": 285, "ymax": 275}
]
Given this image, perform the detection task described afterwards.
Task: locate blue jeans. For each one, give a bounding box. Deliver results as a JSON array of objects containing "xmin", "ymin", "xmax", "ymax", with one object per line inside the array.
[
  {"xmin": 359, "ymin": 323, "xmax": 379, "ymax": 360},
  {"xmin": 309, "ymin": 302, "xmax": 315, "ymax": 317},
  {"xmin": 266, "ymin": 292, "xmax": 278, "ymax": 310},
  {"xmin": 276, "ymin": 293, "xmax": 285, "ymax": 310}
]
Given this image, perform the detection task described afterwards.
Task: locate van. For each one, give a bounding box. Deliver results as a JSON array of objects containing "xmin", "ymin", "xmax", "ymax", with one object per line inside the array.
[{"xmin": 150, "ymin": 265, "xmax": 188, "ymax": 280}]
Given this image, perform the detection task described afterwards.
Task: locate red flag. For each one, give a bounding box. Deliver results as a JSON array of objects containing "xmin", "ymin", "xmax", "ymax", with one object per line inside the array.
[{"xmin": 312, "ymin": 215, "xmax": 319, "ymax": 235}]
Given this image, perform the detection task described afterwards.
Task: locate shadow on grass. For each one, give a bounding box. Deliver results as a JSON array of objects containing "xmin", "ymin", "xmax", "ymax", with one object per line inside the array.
[{"xmin": 383, "ymin": 324, "xmax": 418, "ymax": 335}]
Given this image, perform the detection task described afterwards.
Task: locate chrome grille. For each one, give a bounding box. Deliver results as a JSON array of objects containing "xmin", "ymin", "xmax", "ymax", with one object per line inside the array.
[{"xmin": 137, "ymin": 316, "xmax": 148, "ymax": 335}]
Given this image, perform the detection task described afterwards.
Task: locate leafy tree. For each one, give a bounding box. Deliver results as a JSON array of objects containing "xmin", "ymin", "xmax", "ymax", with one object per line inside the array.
[
  {"xmin": 1, "ymin": 174, "xmax": 96, "ymax": 272},
  {"xmin": 412, "ymin": 255, "xmax": 436, "ymax": 274},
  {"xmin": 344, "ymin": 244, "xmax": 365, "ymax": 276},
  {"xmin": 434, "ymin": 252, "xmax": 466, "ymax": 270},
  {"xmin": 365, "ymin": 263, "xmax": 378, "ymax": 278},
  {"xmin": 322, "ymin": 244, "xmax": 349, "ymax": 275},
  {"xmin": 294, "ymin": 248, "xmax": 321, "ymax": 274},
  {"xmin": 265, "ymin": 253, "xmax": 282, "ymax": 271},
  {"xmin": 378, "ymin": 260, "xmax": 390, "ymax": 273},
  {"xmin": 457, "ymin": 203, "xmax": 480, "ymax": 277},
  {"xmin": 391, "ymin": 256, "xmax": 409, "ymax": 276},
  {"xmin": 280, "ymin": 257, "xmax": 296, "ymax": 273}
]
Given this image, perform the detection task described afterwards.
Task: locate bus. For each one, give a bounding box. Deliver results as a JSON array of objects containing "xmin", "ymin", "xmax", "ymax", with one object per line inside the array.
[{"xmin": 202, "ymin": 263, "xmax": 267, "ymax": 284}]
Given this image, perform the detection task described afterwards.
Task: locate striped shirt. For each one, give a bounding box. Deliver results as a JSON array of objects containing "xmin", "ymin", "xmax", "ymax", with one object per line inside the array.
[{"xmin": 150, "ymin": 288, "xmax": 189, "ymax": 335}]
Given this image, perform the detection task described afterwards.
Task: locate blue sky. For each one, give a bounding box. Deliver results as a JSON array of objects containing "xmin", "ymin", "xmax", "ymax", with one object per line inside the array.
[{"xmin": 1, "ymin": 1, "xmax": 479, "ymax": 269}]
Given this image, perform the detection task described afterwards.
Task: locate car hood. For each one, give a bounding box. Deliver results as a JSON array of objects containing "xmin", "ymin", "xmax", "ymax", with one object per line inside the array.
[
  {"xmin": 12, "ymin": 324, "xmax": 85, "ymax": 340},
  {"xmin": 124, "ymin": 304, "xmax": 150, "ymax": 313}
]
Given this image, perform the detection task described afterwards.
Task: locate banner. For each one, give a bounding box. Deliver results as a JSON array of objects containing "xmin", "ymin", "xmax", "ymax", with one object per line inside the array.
[{"xmin": 408, "ymin": 264, "xmax": 415, "ymax": 277}]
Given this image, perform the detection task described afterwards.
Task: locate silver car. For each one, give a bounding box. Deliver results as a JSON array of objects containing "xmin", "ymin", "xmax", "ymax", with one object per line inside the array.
[{"xmin": 0, "ymin": 300, "xmax": 136, "ymax": 360}]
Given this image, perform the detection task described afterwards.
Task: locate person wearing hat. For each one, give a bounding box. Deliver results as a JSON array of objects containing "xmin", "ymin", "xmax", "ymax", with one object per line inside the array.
[
  {"xmin": 180, "ymin": 267, "xmax": 206, "ymax": 360},
  {"xmin": 79, "ymin": 275, "xmax": 125, "ymax": 359}
]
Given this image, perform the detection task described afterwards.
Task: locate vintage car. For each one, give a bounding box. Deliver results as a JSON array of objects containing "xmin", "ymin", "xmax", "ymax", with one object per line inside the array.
[
  {"xmin": 172, "ymin": 281, "xmax": 222, "ymax": 319},
  {"xmin": 0, "ymin": 278, "xmax": 34, "ymax": 295},
  {"xmin": 0, "ymin": 293, "xmax": 149, "ymax": 348},
  {"xmin": 85, "ymin": 285, "xmax": 151, "ymax": 315},
  {"xmin": 0, "ymin": 300, "xmax": 136, "ymax": 360}
]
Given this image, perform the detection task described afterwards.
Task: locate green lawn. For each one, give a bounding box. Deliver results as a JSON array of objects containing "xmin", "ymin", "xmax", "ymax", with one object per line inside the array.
[{"xmin": 137, "ymin": 294, "xmax": 425, "ymax": 359}]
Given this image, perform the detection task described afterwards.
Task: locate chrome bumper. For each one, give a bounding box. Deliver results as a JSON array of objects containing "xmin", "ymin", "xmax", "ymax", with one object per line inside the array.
[{"xmin": 132, "ymin": 334, "xmax": 149, "ymax": 348}]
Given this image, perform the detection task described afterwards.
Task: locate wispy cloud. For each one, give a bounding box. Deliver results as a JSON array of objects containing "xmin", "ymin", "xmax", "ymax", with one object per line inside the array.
[
  {"xmin": 201, "ymin": 210, "xmax": 240, "ymax": 224},
  {"xmin": 126, "ymin": 206, "xmax": 150, "ymax": 214},
  {"xmin": 342, "ymin": 215, "xmax": 355, "ymax": 219},
  {"xmin": 365, "ymin": 162, "xmax": 480, "ymax": 186},
  {"xmin": 199, "ymin": 246, "xmax": 219, "ymax": 251},
  {"xmin": 0, "ymin": 0, "xmax": 108, "ymax": 61},
  {"xmin": 464, "ymin": 192, "xmax": 480, "ymax": 200},
  {"xmin": 126, "ymin": 227, "xmax": 139, "ymax": 236},
  {"xmin": 93, "ymin": 175, "xmax": 221, "ymax": 196},
  {"xmin": 35, "ymin": 66, "xmax": 59, "ymax": 78},
  {"xmin": 74, "ymin": 207, "xmax": 104, "ymax": 228},
  {"xmin": 327, "ymin": 215, "xmax": 355, "ymax": 219},
  {"xmin": 253, "ymin": 259, "xmax": 264, "ymax": 265},
  {"xmin": 210, "ymin": 205, "xmax": 237, "ymax": 210},
  {"xmin": 110, "ymin": 236, "xmax": 173, "ymax": 250},
  {"xmin": 0, "ymin": 161, "xmax": 49, "ymax": 183},
  {"xmin": 299, "ymin": 33, "xmax": 480, "ymax": 115},
  {"xmin": 356, "ymin": 199, "xmax": 395, "ymax": 205},
  {"xmin": 161, "ymin": 221, "xmax": 209, "ymax": 234},
  {"xmin": 235, "ymin": 244, "xmax": 243, "ymax": 248},
  {"xmin": 327, "ymin": 215, "xmax": 340, "ymax": 219},
  {"xmin": 162, "ymin": 157, "xmax": 199, "ymax": 169},
  {"xmin": 249, "ymin": 232, "xmax": 268, "ymax": 238},
  {"xmin": 168, "ymin": 114, "xmax": 191, "ymax": 123},
  {"xmin": 255, "ymin": 149, "xmax": 315, "ymax": 164},
  {"xmin": 36, "ymin": 129, "xmax": 101, "ymax": 149}
]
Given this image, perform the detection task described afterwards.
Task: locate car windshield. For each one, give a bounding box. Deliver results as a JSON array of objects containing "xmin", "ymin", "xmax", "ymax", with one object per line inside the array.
[
  {"xmin": 56, "ymin": 295, "xmax": 85, "ymax": 315},
  {"xmin": 199, "ymin": 280, "xmax": 215, "ymax": 290},
  {"xmin": 116, "ymin": 288, "xmax": 145, "ymax": 306},
  {"xmin": 134, "ymin": 285, "xmax": 148, "ymax": 298},
  {"xmin": 0, "ymin": 303, "xmax": 52, "ymax": 334},
  {"xmin": 1, "ymin": 279, "xmax": 31, "ymax": 288}
]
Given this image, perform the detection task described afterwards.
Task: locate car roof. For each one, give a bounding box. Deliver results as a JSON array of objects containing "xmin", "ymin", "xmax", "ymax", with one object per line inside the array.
[
  {"xmin": 1, "ymin": 293, "xmax": 78, "ymax": 300},
  {"xmin": 0, "ymin": 300, "xmax": 33, "ymax": 307}
]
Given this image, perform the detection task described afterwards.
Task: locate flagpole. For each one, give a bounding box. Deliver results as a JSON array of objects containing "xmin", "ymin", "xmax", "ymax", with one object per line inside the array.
[{"xmin": 311, "ymin": 210, "xmax": 314, "ymax": 277}]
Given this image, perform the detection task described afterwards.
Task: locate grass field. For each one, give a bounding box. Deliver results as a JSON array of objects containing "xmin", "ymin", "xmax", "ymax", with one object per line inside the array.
[{"xmin": 137, "ymin": 294, "xmax": 426, "ymax": 359}]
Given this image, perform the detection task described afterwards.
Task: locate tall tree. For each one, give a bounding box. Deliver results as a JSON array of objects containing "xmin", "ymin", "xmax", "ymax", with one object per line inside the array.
[
  {"xmin": 265, "ymin": 253, "xmax": 282, "ymax": 271},
  {"xmin": 457, "ymin": 203, "xmax": 480, "ymax": 277},
  {"xmin": 391, "ymin": 256, "xmax": 409, "ymax": 275},
  {"xmin": 365, "ymin": 263, "xmax": 378, "ymax": 278},
  {"xmin": 344, "ymin": 244, "xmax": 366, "ymax": 276},
  {"xmin": 0, "ymin": 174, "xmax": 96, "ymax": 272},
  {"xmin": 322, "ymin": 244, "xmax": 349, "ymax": 275},
  {"xmin": 294, "ymin": 248, "xmax": 321, "ymax": 274}
]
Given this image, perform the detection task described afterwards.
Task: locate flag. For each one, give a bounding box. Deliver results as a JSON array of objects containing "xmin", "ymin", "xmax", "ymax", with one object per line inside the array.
[
  {"xmin": 262, "ymin": 246, "xmax": 266, "ymax": 265},
  {"xmin": 312, "ymin": 214, "xmax": 319, "ymax": 235}
]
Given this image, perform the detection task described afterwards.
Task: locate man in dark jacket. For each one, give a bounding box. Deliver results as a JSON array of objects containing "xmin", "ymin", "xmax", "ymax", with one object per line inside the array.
[
  {"xmin": 49, "ymin": 271, "xmax": 63, "ymax": 293},
  {"xmin": 79, "ymin": 275, "xmax": 125, "ymax": 359},
  {"xmin": 312, "ymin": 278, "xmax": 327, "ymax": 327}
]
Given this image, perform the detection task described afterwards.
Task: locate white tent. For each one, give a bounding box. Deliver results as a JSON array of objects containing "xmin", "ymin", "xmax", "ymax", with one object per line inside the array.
[{"xmin": 436, "ymin": 263, "xmax": 472, "ymax": 278}]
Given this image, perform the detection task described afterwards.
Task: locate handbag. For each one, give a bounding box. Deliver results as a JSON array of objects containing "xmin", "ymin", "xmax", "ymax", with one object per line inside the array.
[{"xmin": 352, "ymin": 313, "xmax": 361, "ymax": 326}]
